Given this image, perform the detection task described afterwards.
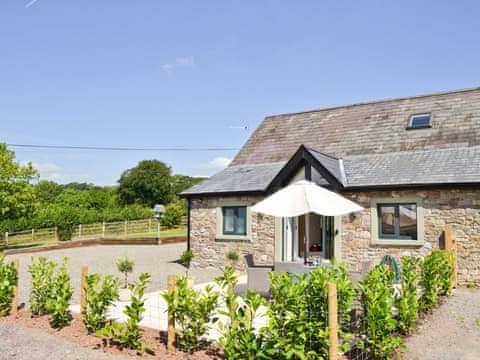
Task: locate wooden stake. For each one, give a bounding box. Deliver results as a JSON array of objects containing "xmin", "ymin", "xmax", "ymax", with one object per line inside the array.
[
  {"xmin": 328, "ymin": 282, "xmax": 338, "ymax": 360},
  {"xmin": 81, "ymin": 266, "xmax": 88, "ymax": 320},
  {"xmin": 167, "ymin": 274, "xmax": 176, "ymax": 354},
  {"xmin": 444, "ymin": 225, "xmax": 458, "ymax": 288},
  {"xmin": 11, "ymin": 259, "xmax": 19, "ymax": 316}
]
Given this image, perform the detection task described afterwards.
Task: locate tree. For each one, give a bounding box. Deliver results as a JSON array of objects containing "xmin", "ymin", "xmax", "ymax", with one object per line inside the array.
[
  {"xmin": 170, "ymin": 175, "xmax": 205, "ymax": 198},
  {"xmin": 118, "ymin": 160, "xmax": 172, "ymax": 207},
  {"xmin": 35, "ymin": 180, "xmax": 63, "ymax": 203},
  {"xmin": 0, "ymin": 143, "xmax": 38, "ymax": 219}
]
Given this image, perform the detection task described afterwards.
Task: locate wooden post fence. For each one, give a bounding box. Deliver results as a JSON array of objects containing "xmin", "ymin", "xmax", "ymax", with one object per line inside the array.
[
  {"xmin": 11, "ymin": 259, "xmax": 19, "ymax": 316},
  {"xmin": 444, "ymin": 225, "xmax": 458, "ymax": 288},
  {"xmin": 168, "ymin": 274, "xmax": 176, "ymax": 354},
  {"xmin": 328, "ymin": 282, "xmax": 338, "ymax": 360},
  {"xmin": 4, "ymin": 232, "xmax": 8, "ymax": 246},
  {"xmin": 81, "ymin": 266, "xmax": 88, "ymax": 321}
]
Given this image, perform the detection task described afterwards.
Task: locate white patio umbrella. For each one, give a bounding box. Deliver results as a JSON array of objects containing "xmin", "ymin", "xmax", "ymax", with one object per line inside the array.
[
  {"xmin": 252, "ymin": 180, "xmax": 363, "ymax": 217},
  {"xmin": 251, "ymin": 180, "xmax": 363, "ymax": 263}
]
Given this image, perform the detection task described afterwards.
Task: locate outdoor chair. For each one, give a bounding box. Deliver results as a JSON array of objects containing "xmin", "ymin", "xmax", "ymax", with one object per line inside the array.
[
  {"xmin": 349, "ymin": 260, "xmax": 371, "ymax": 285},
  {"xmin": 244, "ymin": 254, "xmax": 273, "ymax": 296}
]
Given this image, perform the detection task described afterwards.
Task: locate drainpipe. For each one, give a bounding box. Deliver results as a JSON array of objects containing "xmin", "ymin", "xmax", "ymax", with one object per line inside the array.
[{"xmin": 187, "ymin": 198, "xmax": 191, "ymax": 251}]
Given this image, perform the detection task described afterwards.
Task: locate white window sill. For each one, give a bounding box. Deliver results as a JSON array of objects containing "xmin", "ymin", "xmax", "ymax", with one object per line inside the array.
[{"xmin": 371, "ymin": 238, "xmax": 424, "ymax": 246}]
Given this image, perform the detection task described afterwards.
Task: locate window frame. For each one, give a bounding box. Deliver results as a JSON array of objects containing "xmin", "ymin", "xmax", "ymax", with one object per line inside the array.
[
  {"xmin": 407, "ymin": 113, "xmax": 432, "ymax": 130},
  {"xmin": 371, "ymin": 197, "xmax": 424, "ymax": 246},
  {"xmin": 216, "ymin": 200, "xmax": 252, "ymax": 241}
]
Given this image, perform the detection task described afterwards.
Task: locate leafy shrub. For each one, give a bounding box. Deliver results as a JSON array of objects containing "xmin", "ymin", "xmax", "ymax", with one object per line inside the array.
[
  {"xmin": 437, "ymin": 250, "xmax": 455, "ymax": 295},
  {"xmin": 161, "ymin": 202, "xmax": 184, "ymax": 228},
  {"xmin": 46, "ymin": 258, "xmax": 73, "ymax": 328},
  {"xmin": 97, "ymin": 273, "xmax": 152, "ymax": 354},
  {"xmin": 216, "ymin": 267, "xmax": 268, "ymax": 359},
  {"xmin": 57, "ymin": 223, "xmax": 75, "ymax": 241},
  {"xmin": 397, "ymin": 256, "xmax": 420, "ymax": 334},
  {"xmin": 180, "ymin": 249, "xmax": 194, "ymax": 276},
  {"xmin": 358, "ymin": 265, "xmax": 401, "ymax": 360},
  {"xmin": 163, "ymin": 276, "xmax": 219, "ymax": 353},
  {"xmin": 225, "ymin": 249, "xmax": 240, "ymax": 266},
  {"xmin": 265, "ymin": 262, "xmax": 355, "ymax": 359},
  {"xmin": 0, "ymin": 255, "xmax": 18, "ymax": 316},
  {"xmin": 420, "ymin": 251, "xmax": 442, "ymax": 311},
  {"xmin": 116, "ymin": 255, "xmax": 134, "ymax": 288},
  {"xmin": 84, "ymin": 274, "xmax": 120, "ymax": 332},
  {"xmin": 29, "ymin": 257, "xmax": 56, "ymax": 316}
]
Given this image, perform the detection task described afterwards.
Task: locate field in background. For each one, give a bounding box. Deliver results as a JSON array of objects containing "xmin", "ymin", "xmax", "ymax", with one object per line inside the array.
[{"xmin": 1, "ymin": 218, "xmax": 186, "ymax": 251}]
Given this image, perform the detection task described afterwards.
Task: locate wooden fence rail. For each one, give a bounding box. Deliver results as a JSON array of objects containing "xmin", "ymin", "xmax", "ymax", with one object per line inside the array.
[{"xmin": 1, "ymin": 217, "xmax": 186, "ymax": 249}]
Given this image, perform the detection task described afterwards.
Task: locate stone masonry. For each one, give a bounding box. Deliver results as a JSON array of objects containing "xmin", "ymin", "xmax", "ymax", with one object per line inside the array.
[
  {"xmin": 190, "ymin": 196, "xmax": 275, "ymax": 270},
  {"xmin": 190, "ymin": 189, "xmax": 480, "ymax": 285},
  {"xmin": 342, "ymin": 189, "xmax": 480, "ymax": 285}
]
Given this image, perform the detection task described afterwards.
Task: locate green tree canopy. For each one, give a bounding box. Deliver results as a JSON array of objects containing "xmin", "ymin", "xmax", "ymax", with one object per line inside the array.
[
  {"xmin": 118, "ymin": 160, "xmax": 172, "ymax": 207},
  {"xmin": 170, "ymin": 174, "xmax": 205, "ymax": 197},
  {"xmin": 0, "ymin": 143, "xmax": 38, "ymax": 219}
]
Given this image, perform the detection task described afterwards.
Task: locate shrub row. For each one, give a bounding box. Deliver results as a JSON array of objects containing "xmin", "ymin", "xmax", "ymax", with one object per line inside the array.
[
  {"xmin": 164, "ymin": 262, "xmax": 356, "ymax": 359},
  {"xmin": 358, "ymin": 250, "xmax": 455, "ymax": 359}
]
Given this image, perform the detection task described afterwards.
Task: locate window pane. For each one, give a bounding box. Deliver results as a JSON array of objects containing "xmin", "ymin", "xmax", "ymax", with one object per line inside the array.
[
  {"xmin": 378, "ymin": 205, "xmax": 395, "ymax": 235},
  {"xmin": 223, "ymin": 208, "xmax": 235, "ymax": 234},
  {"xmin": 399, "ymin": 204, "xmax": 417, "ymax": 239},
  {"xmin": 410, "ymin": 114, "xmax": 430, "ymax": 127},
  {"xmin": 235, "ymin": 207, "xmax": 247, "ymax": 235},
  {"xmin": 223, "ymin": 206, "xmax": 247, "ymax": 235}
]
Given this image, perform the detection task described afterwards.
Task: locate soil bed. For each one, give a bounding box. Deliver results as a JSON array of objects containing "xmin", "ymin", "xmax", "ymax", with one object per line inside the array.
[{"xmin": 0, "ymin": 310, "xmax": 221, "ymax": 359}]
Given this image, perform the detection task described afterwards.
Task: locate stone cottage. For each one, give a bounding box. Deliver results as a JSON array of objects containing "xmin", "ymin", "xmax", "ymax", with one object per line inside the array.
[{"xmin": 181, "ymin": 87, "xmax": 480, "ymax": 285}]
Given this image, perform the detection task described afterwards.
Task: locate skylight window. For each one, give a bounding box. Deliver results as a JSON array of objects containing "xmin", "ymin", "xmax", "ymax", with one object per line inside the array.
[{"xmin": 408, "ymin": 113, "xmax": 431, "ymax": 129}]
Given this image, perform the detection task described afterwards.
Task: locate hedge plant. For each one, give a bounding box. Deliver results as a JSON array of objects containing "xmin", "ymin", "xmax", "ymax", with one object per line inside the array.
[
  {"xmin": 84, "ymin": 274, "xmax": 120, "ymax": 332},
  {"xmin": 163, "ymin": 275, "xmax": 219, "ymax": 353},
  {"xmin": 29, "ymin": 256, "xmax": 56, "ymax": 316},
  {"xmin": 46, "ymin": 258, "xmax": 73, "ymax": 328},
  {"xmin": 216, "ymin": 267, "xmax": 268, "ymax": 360},
  {"xmin": 97, "ymin": 273, "xmax": 152, "ymax": 354},
  {"xmin": 397, "ymin": 256, "xmax": 420, "ymax": 334},
  {"xmin": 0, "ymin": 255, "xmax": 18, "ymax": 316},
  {"xmin": 358, "ymin": 265, "xmax": 401, "ymax": 360}
]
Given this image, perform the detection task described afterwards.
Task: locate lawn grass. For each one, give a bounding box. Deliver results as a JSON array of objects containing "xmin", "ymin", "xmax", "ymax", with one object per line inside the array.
[{"xmin": 126, "ymin": 227, "xmax": 187, "ymax": 238}]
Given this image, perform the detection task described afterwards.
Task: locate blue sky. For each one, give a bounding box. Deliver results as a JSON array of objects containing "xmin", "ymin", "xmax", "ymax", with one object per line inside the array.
[{"xmin": 1, "ymin": 0, "xmax": 479, "ymax": 185}]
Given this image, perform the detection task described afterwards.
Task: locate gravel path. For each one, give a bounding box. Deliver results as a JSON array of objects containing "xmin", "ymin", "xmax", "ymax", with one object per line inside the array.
[
  {"xmin": 0, "ymin": 322, "xmax": 126, "ymax": 360},
  {"xmin": 402, "ymin": 287, "xmax": 480, "ymax": 360},
  {"xmin": 5, "ymin": 243, "xmax": 222, "ymax": 306}
]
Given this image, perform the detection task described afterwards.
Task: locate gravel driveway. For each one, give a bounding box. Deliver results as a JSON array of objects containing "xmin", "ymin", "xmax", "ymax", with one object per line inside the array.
[
  {"xmin": 0, "ymin": 322, "xmax": 126, "ymax": 360},
  {"xmin": 5, "ymin": 243, "xmax": 222, "ymax": 306},
  {"xmin": 402, "ymin": 287, "xmax": 480, "ymax": 360}
]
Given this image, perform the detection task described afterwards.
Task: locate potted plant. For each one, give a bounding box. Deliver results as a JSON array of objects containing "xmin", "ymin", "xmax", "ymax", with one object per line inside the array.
[
  {"xmin": 180, "ymin": 249, "xmax": 194, "ymax": 277},
  {"xmin": 116, "ymin": 255, "xmax": 134, "ymax": 301},
  {"xmin": 226, "ymin": 248, "xmax": 240, "ymax": 268}
]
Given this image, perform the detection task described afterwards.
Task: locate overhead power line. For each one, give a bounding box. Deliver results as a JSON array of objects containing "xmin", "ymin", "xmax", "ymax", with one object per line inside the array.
[{"xmin": 7, "ymin": 143, "xmax": 240, "ymax": 152}]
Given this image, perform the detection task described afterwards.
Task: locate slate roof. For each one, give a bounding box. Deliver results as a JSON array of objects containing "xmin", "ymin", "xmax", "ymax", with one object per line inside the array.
[
  {"xmin": 183, "ymin": 87, "xmax": 480, "ymax": 197},
  {"xmin": 232, "ymin": 87, "xmax": 480, "ymax": 166},
  {"xmin": 307, "ymin": 148, "xmax": 347, "ymax": 186},
  {"xmin": 182, "ymin": 145, "xmax": 480, "ymax": 196},
  {"xmin": 180, "ymin": 162, "xmax": 286, "ymax": 196},
  {"xmin": 342, "ymin": 145, "xmax": 480, "ymax": 187}
]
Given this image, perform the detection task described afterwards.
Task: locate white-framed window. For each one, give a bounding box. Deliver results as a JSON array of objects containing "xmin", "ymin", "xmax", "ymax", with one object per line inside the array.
[
  {"xmin": 408, "ymin": 113, "xmax": 431, "ymax": 129},
  {"xmin": 371, "ymin": 197, "xmax": 424, "ymax": 246},
  {"xmin": 216, "ymin": 201, "xmax": 251, "ymax": 241}
]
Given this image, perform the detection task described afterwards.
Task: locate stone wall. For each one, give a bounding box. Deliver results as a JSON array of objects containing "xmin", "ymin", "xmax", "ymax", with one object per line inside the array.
[
  {"xmin": 190, "ymin": 196, "xmax": 275, "ymax": 270},
  {"xmin": 189, "ymin": 189, "xmax": 480, "ymax": 285},
  {"xmin": 341, "ymin": 189, "xmax": 480, "ymax": 285}
]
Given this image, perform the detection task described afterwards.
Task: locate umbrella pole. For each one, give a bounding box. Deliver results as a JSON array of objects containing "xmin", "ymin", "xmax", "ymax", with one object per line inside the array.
[{"xmin": 304, "ymin": 214, "xmax": 309, "ymax": 264}]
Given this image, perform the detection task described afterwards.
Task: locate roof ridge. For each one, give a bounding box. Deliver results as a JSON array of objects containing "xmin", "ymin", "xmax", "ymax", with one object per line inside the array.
[
  {"xmin": 265, "ymin": 86, "xmax": 480, "ymax": 119},
  {"xmin": 344, "ymin": 144, "xmax": 480, "ymax": 159},
  {"xmin": 304, "ymin": 146, "xmax": 339, "ymax": 160}
]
